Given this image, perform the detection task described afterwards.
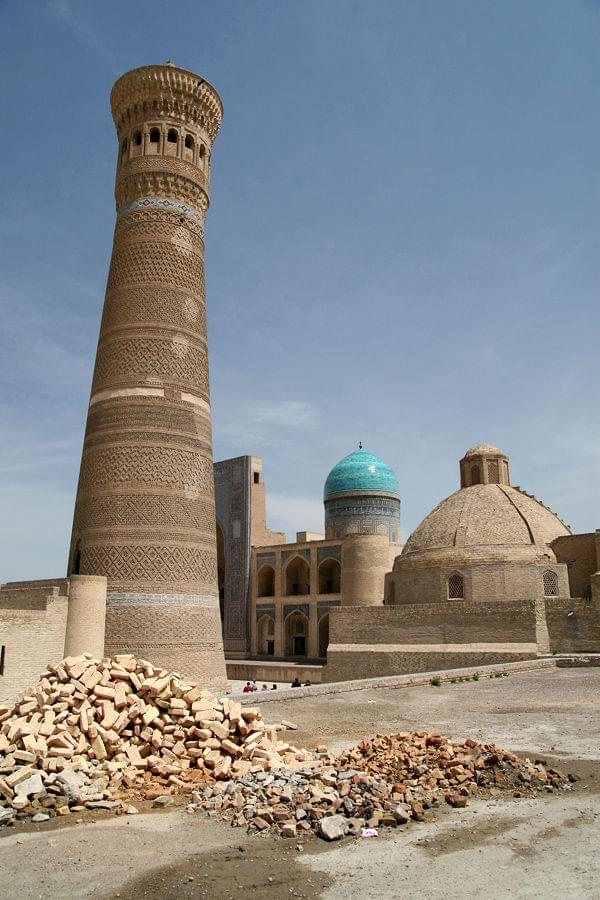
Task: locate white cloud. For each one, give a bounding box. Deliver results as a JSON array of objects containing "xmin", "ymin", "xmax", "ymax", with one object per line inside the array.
[{"xmin": 216, "ymin": 399, "xmax": 319, "ymax": 447}]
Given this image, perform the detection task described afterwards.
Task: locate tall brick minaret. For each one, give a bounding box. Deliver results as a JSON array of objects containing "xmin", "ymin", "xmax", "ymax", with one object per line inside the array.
[{"xmin": 68, "ymin": 63, "xmax": 227, "ymax": 690}]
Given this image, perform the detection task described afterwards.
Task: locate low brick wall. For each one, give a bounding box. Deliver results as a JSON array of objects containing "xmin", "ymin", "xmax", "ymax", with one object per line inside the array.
[
  {"xmin": 322, "ymin": 600, "xmax": 539, "ymax": 682},
  {"xmin": 545, "ymin": 598, "xmax": 600, "ymax": 653},
  {"xmin": 226, "ymin": 660, "xmax": 323, "ymax": 685},
  {"xmin": 0, "ymin": 580, "xmax": 69, "ymax": 703},
  {"xmin": 232, "ymin": 656, "xmax": 558, "ymax": 703}
]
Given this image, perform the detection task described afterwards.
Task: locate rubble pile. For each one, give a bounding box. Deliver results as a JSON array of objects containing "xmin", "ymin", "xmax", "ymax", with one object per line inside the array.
[
  {"xmin": 188, "ymin": 730, "xmax": 572, "ymax": 840},
  {"xmin": 0, "ymin": 657, "xmax": 574, "ymax": 839},
  {"xmin": 335, "ymin": 731, "xmax": 570, "ymax": 801},
  {"xmin": 0, "ymin": 654, "xmax": 315, "ymax": 825}
]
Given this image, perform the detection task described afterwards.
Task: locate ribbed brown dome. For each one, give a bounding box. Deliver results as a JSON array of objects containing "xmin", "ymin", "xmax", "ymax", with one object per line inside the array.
[
  {"xmin": 395, "ymin": 484, "xmax": 571, "ymax": 569},
  {"xmin": 463, "ymin": 443, "xmax": 506, "ymax": 458}
]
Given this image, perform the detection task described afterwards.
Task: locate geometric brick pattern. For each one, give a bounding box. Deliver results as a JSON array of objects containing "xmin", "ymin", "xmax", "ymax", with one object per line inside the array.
[
  {"xmin": 542, "ymin": 570, "xmax": 559, "ymax": 596},
  {"xmin": 99, "ymin": 286, "xmax": 207, "ymax": 338},
  {"xmin": 72, "ymin": 494, "xmax": 216, "ymax": 533},
  {"xmin": 78, "ymin": 445, "xmax": 214, "ymax": 494},
  {"xmin": 107, "ymin": 241, "xmax": 205, "ymax": 293},
  {"xmin": 92, "ymin": 336, "xmax": 209, "ymax": 395},
  {"xmin": 82, "ymin": 545, "xmax": 218, "ymax": 585}
]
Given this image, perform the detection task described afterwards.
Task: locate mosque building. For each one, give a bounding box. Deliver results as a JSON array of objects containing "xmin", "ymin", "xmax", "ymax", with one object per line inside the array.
[
  {"xmin": 215, "ymin": 442, "xmax": 600, "ymax": 681},
  {"xmin": 213, "ymin": 448, "xmax": 401, "ymax": 660}
]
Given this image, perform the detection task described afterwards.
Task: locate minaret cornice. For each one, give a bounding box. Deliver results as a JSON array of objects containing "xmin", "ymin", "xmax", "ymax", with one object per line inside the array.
[{"xmin": 110, "ymin": 64, "xmax": 223, "ymax": 142}]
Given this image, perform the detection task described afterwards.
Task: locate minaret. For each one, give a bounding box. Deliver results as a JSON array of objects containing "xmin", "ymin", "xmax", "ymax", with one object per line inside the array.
[{"xmin": 68, "ymin": 63, "xmax": 227, "ymax": 690}]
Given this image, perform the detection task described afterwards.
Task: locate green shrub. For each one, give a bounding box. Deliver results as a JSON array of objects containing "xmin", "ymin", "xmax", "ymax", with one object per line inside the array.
[
  {"xmin": 472, "ymin": 673, "xmax": 480, "ymax": 682},
  {"xmin": 430, "ymin": 676, "xmax": 442, "ymax": 687}
]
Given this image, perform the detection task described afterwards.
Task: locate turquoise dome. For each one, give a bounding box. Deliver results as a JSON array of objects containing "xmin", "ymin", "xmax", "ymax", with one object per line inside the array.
[{"xmin": 324, "ymin": 450, "xmax": 400, "ymax": 500}]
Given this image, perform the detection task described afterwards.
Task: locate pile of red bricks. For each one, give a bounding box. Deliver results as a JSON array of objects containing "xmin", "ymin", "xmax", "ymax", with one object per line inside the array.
[
  {"xmin": 189, "ymin": 730, "xmax": 572, "ymax": 840},
  {"xmin": 335, "ymin": 731, "xmax": 570, "ymax": 810}
]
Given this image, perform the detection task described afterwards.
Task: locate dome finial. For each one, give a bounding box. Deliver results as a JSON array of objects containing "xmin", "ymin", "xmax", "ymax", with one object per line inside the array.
[{"xmin": 358, "ymin": 441, "xmax": 363, "ymax": 450}]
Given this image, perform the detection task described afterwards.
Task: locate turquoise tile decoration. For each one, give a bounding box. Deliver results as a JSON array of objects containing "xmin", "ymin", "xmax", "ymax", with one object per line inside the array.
[{"xmin": 324, "ymin": 449, "xmax": 400, "ymax": 500}]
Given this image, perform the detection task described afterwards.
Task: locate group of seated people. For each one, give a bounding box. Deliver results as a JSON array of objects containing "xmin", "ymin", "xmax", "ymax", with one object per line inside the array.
[
  {"xmin": 241, "ymin": 681, "xmax": 277, "ymax": 693},
  {"xmin": 241, "ymin": 677, "xmax": 313, "ymax": 692}
]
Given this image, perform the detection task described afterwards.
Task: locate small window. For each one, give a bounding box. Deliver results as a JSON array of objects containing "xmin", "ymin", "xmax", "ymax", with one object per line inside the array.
[
  {"xmin": 253, "ymin": 472, "xmax": 260, "ymax": 484},
  {"xmin": 448, "ymin": 572, "xmax": 464, "ymax": 599},
  {"xmin": 0, "ymin": 645, "xmax": 5, "ymax": 676},
  {"xmin": 488, "ymin": 460, "xmax": 499, "ymax": 484},
  {"xmin": 149, "ymin": 128, "xmax": 160, "ymax": 143},
  {"xmin": 167, "ymin": 129, "xmax": 178, "ymax": 143},
  {"xmin": 133, "ymin": 130, "xmax": 142, "ymax": 146},
  {"xmin": 185, "ymin": 134, "xmax": 194, "ymax": 150},
  {"xmin": 543, "ymin": 570, "xmax": 559, "ymax": 596},
  {"xmin": 199, "ymin": 144, "xmax": 206, "ymax": 160},
  {"xmin": 470, "ymin": 465, "xmax": 481, "ymax": 485}
]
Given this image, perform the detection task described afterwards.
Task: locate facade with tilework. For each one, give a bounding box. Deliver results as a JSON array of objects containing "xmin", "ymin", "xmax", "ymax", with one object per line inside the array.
[{"xmin": 246, "ymin": 449, "xmax": 401, "ymax": 661}]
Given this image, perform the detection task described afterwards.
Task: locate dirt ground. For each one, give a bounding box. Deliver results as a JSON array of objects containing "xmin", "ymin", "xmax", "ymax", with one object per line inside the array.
[{"xmin": 1, "ymin": 667, "xmax": 598, "ymax": 899}]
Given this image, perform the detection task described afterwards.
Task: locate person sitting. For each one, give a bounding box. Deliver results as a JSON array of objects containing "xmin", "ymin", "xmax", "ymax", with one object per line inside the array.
[
  {"xmin": 291, "ymin": 677, "xmax": 302, "ymax": 688},
  {"xmin": 250, "ymin": 680, "xmax": 258, "ymax": 692},
  {"xmin": 303, "ymin": 679, "xmax": 312, "ymax": 687},
  {"xmin": 260, "ymin": 683, "xmax": 269, "ymax": 691},
  {"xmin": 271, "ymin": 683, "xmax": 278, "ymax": 690},
  {"xmin": 242, "ymin": 682, "xmax": 253, "ymax": 693}
]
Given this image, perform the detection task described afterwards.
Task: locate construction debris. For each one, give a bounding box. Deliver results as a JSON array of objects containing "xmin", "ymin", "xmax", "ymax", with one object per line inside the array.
[
  {"xmin": 0, "ymin": 654, "xmax": 314, "ymax": 825},
  {"xmin": 0, "ymin": 657, "xmax": 574, "ymax": 839},
  {"xmin": 187, "ymin": 731, "xmax": 573, "ymax": 839}
]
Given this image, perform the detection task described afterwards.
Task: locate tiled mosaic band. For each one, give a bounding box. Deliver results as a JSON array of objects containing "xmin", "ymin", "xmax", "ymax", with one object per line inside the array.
[{"xmin": 117, "ymin": 197, "xmax": 204, "ymax": 225}]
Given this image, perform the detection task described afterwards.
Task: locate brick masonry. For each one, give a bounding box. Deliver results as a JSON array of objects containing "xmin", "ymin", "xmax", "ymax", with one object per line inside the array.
[{"xmin": 66, "ymin": 64, "xmax": 227, "ymax": 691}]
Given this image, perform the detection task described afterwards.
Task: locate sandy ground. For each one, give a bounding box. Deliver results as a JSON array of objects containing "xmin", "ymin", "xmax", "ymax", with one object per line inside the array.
[{"xmin": 0, "ymin": 667, "xmax": 598, "ymax": 899}]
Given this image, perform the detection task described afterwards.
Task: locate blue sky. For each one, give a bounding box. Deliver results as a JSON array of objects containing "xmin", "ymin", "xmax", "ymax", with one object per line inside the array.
[{"xmin": 1, "ymin": 0, "xmax": 599, "ymax": 580}]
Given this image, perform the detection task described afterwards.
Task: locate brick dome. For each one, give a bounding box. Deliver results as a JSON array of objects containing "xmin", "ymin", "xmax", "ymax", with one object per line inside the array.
[
  {"xmin": 395, "ymin": 483, "xmax": 571, "ymax": 569},
  {"xmin": 463, "ymin": 443, "xmax": 506, "ymax": 458}
]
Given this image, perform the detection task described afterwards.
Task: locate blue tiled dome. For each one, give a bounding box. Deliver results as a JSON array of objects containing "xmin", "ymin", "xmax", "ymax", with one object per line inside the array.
[{"xmin": 324, "ymin": 450, "xmax": 400, "ymax": 500}]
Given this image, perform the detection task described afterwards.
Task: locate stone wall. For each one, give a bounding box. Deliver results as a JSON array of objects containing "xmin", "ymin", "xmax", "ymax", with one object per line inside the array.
[
  {"xmin": 322, "ymin": 600, "xmax": 539, "ymax": 682},
  {"xmin": 0, "ymin": 580, "xmax": 70, "ymax": 702},
  {"xmin": 544, "ymin": 597, "xmax": 600, "ymax": 653}
]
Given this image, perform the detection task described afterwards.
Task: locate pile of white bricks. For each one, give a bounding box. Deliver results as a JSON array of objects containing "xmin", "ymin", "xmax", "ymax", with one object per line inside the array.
[{"xmin": 0, "ymin": 654, "xmax": 312, "ymax": 823}]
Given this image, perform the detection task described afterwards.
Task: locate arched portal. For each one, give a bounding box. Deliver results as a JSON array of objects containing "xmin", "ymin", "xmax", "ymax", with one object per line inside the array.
[
  {"xmin": 285, "ymin": 556, "xmax": 310, "ymax": 596},
  {"xmin": 257, "ymin": 615, "xmax": 275, "ymax": 656},
  {"xmin": 285, "ymin": 611, "xmax": 308, "ymax": 657},
  {"xmin": 318, "ymin": 558, "xmax": 341, "ymax": 594},
  {"xmin": 257, "ymin": 565, "xmax": 275, "ymax": 597},
  {"xmin": 318, "ymin": 613, "xmax": 329, "ymax": 657}
]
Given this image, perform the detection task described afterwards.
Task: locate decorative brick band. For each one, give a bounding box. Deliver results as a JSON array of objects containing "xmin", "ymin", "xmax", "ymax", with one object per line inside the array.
[
  {"xmin": 107, "ymin": 591, "xmax": 218, "ymax": 607},
  {"xmin": 117, "ymin": 197, "xmax": 204, "ymax": 225}
]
